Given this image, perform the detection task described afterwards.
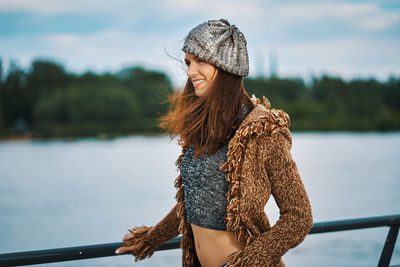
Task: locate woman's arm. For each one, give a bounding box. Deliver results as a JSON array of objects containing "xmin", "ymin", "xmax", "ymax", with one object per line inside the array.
[
  {"xmin": 116, "ymin": 202, "xmax": 181, "ymax": 261},
  {"xmin": 229, "ymin": 127, "xmax": 313, "ymax": 266}
]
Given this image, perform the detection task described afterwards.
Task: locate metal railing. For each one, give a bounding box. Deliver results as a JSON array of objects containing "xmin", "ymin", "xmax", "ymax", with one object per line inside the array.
[{"xmin": 0, "ymin": 214, "xmax": 399, "ymax": 267}]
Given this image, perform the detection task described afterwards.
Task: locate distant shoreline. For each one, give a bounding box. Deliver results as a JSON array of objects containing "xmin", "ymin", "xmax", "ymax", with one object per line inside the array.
[
  {"xmin": 0, "ymin": 131, "xmax": 165, "ymax": 143},
  {"xmin": 2, "ymin": 131, "xmax": 400, "ymax": 143},
  {"xmin": 0, "ymin": 136, "xmax": 34, "ymax": 142}
]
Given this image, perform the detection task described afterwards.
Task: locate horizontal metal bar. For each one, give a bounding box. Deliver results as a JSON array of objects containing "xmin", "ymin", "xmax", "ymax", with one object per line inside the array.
[
  {"xmin": 0, "ymin": 237, "xmax": 181, "ymax": 266},
  {"xmin": 0, "ymin": 214, "xmax": 399, "ymax": 266},
  {"xmin": 309, "ymin": 214, "xmax": 400, "ymax": 234}
]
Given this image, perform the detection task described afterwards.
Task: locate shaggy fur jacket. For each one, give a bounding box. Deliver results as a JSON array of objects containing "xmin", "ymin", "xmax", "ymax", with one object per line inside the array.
[{"xmin": 123, "ymin": 96, "xmax": 313, "ymax": 266}]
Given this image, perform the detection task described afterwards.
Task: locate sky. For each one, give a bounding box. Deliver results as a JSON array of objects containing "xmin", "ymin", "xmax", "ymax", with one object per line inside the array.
[{"xmin": 0, "ymin": 0, "xmax": 399, "ymax": 87}]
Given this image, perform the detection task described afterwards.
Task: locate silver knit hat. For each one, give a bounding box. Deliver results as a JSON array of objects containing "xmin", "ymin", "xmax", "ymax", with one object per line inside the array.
[{"xmin": 182, "ymin": 19, "xmax": 249, "ymax": 77}]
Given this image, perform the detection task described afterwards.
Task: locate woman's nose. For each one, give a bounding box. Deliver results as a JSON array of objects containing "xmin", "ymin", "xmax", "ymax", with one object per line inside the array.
[{"xmin": 187, "ymin": 64, "xmax": 198, "ymax": 78}]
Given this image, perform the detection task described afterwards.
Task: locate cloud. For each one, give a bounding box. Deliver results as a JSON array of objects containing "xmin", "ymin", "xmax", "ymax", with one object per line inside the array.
[
  {"xmin": 0, "ymin": 0, "xmax": 163, "ymax": 30},
  {"xmin": 0, "ymin": 0, "xmax": 140, "ymax": 15},
  {"xmin": 262, "ymin": 36, "xmax": 400, "ymax": 81},
  {"xmin": 271, "ymin": 2, "xmax": 399, "ymax": 32},
  {"xmin": 42, "ymin": 29, "xmax": 174, "ymax": 68},
  {"xmin": 160, "ymin": 0, "xmax": 264, "ymax": 21},
  {"xmin": 241, "ymin": 1, "xmax": 400, "ymax": 45},
  {"xmin": 0, "ymin": 0, "xmax": 89, "ymax": 14},
  {"xmin": 1, "ymin": 0, "xmax": 399, "ymax": 85},
  {"xmin": 0, "ymin": 28, "xmax": 188, "ymax": 86}
]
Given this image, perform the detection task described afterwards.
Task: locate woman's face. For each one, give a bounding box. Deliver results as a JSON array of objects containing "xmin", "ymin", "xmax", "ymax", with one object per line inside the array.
[{"xmin": 185, "ymin": 53, "xmax": 218, "ymax": 97}]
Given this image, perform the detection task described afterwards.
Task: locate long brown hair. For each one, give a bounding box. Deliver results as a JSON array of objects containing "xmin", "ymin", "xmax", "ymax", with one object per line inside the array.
[{"xmin": 159, "ymin": 69, "xmax": 254, "ymax": 158}]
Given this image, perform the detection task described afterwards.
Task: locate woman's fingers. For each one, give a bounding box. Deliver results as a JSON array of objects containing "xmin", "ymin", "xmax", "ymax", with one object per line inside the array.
[
  {"xmin": 115, "ymin": 244, "xmax": 137, "ymax": 255},
  {"xmin": 122, "ymin": 232, "xmax": 134, "ymax": 241},
  {"xmin": 116, "ymin": 230, "xmax": 136, "ymax": 255},
  {"xmin": 115, "ymin": 230, "xmax": 137, "ymax": 254}
]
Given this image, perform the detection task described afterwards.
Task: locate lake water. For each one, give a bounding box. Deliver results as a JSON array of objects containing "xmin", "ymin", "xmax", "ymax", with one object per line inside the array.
[{"xmin": 0, "ymin": 133, "xmax": 399, "ymax": 267}]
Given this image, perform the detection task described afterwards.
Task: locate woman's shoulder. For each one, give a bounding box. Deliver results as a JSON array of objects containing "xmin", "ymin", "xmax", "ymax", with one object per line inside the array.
[
  {"xmin": 243, "ymin": 95, "xmax": 290, "ymax": 130},
  {"xmin": 226, "ymin": 95, "xmax": 292, "ymax": 155},
  {"xmin": 243, "ymin": 96, "xmax": 293, "ymax": 155}
]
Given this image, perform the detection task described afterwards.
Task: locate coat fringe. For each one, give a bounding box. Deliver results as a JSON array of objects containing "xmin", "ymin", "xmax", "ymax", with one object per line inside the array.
[
  {"xmin": 174, "ymin": 146, "xmax": 198, "ymax": 267},
  {"xmin": 123, "ymin": 226, "xmax": 155, "ymax": 261},
  {"xmin": 220, "ymin": 96, "xmax": 290, "ymax": 262}
]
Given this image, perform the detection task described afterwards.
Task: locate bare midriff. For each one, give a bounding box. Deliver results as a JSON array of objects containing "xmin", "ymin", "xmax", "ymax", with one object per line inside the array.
[{"xmin": 190, "ymin": 223, "xmax": 243, "ymax": 267}]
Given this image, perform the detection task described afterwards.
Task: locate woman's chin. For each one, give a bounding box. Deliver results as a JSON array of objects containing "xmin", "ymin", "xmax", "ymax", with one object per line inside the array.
[
  {"xmin": 195, "ymin": 90, "xmax": 206, "ymax": 97},
  {"xmin": 195, "ymin": 86, "xmax": 210, "ymax": 97}
]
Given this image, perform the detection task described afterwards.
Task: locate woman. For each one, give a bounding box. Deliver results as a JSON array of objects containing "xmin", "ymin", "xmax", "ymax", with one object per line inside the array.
[{"xmin": 115, "ymin": 19, "xmax": 313, "ymax": 267}]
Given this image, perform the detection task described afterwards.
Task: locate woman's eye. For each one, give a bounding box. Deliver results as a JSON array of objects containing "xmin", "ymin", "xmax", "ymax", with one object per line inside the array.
[{"xmin": 197, "ymin": 59, "xmax": 204, "ymax": 63}]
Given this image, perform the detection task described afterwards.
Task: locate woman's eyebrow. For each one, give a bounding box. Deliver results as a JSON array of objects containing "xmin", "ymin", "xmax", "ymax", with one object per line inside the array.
[{"xmin": 184, "ymin": 56, "xmax": 200, "ymax": 61}]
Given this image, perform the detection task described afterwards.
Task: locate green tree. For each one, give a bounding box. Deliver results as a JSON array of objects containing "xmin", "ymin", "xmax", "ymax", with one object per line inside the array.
[
  {"xmin": 117, "ymin": 67, "xmax": 174, "ymax": 132},
  {"xmin": 27, "ymin": 59, "xmax": 71, "ymax": 95},
  {"xmin": 0, "ymin": 61, "xmax": 29, "ymax": 132},
  {"xmin": 34, "ymin": 84, "xmax": 140, "ymax": 137},
  {"xmin": 384, "ymin": 76, "xmax": 400, "ymax": 111},
  {"xmin": 0, "ymin": 59, "xmax": 3, "ymax": 134},
  {"xmin": 244, "ymin": 76, "xmax": 307, "ymax": 109}
]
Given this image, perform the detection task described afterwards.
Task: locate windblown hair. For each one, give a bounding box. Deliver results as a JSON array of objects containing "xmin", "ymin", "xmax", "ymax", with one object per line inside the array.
[{"xmin": 159, "ymin": 69, "xmax": 254, "ymax": 158}]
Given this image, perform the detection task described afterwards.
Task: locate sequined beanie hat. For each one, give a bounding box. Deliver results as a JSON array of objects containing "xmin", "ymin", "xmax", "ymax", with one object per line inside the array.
[{"xmin": 182, "ymin": 19, "xmax": 249, "ymax": 77}]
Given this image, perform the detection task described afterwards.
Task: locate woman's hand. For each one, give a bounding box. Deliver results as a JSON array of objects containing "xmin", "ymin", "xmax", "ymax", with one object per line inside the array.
[
  {"xmin": 114, "ymin": 226, "xmax": 156, "ymax": 261},
  {"xmin": 115, "ymin": 231, "xmax": 137, "ymax": 255}
]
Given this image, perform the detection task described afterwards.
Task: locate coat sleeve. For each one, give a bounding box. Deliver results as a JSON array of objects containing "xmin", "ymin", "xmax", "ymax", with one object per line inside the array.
[
  {"xmin": 229, "ymin": 127, "xmax": 313, "ymax": 266},
  {"xmin": 123, "ymin": 202, "xmax": 181, "ymax": 261}
]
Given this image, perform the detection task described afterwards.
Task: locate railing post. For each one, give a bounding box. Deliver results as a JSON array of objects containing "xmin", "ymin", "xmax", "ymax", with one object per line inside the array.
[{"xmin": 378, "ymin": 225, "xmax": 399, "ymax": 267}]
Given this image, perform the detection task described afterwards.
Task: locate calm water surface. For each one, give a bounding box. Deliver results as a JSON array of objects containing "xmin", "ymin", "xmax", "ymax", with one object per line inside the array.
[{"xmin": 0, "ymin": 132, "xmax": 399, "ymax": 267}]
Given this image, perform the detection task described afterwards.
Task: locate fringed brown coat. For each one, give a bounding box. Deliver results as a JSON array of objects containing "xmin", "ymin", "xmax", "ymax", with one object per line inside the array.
[{"xmin": 124, "ymin": 97, "xmax": 313, "ymax": 266}]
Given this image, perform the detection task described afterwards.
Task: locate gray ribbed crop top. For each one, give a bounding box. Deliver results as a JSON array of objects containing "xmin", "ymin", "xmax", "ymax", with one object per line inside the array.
[
  {"xmin": 180, "ymin": 142, "xmax": 229, "ymax": 230},
  {"xmin": 180, "ymin": 105, "xmax": 251, "ymax": 231}
]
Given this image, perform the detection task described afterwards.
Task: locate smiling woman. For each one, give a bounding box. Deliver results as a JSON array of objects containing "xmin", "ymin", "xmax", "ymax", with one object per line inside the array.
[
  {"xmin": 184, "ymin": 53, "xmax": 218, "ymax": 97},
  {"xmin": 116, "ymin": 19, "xmax": 313, "ymax": 267}
]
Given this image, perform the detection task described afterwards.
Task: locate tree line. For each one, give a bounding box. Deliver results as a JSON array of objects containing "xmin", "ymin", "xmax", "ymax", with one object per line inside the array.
[
  {"xmin": 0, "ymin": 58, "xmax": 399, "ymax": 139},
  {"xmin": 0, "ymin": 59, "xmax": 173, "ymax": 138},
  {"xmin": 244, "ymin": 75, "xmax": 400, "ymax": 131}
]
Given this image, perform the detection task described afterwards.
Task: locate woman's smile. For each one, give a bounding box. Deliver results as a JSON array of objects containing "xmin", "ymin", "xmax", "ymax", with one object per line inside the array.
[
  {"xmin": 192, "ymin": 79, "xmax": 205, "ymax": 88},
  {"xmin": 185, "ymin": 52, "xmax": 218, "ymax": 97}
]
